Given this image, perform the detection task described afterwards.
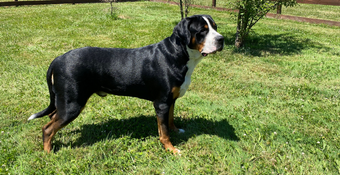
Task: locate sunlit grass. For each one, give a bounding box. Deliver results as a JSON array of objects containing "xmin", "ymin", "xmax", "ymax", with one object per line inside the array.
[
  {"xmin": 0, "ymin": 2, "xmax": 339, "ymax": 174},
  {"xmin": 275, "ymin": 3, "xmax": 340, "ymax": 21}
]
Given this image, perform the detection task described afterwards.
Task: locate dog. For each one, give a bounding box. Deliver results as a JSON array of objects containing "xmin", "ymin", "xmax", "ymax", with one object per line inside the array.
[{"xmin": 28, "ymin": 15, "xmax": 224, "ymax": 154}]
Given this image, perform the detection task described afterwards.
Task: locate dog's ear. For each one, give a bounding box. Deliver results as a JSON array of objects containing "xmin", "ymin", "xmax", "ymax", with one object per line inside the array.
[{"xmin": 173, "ymin": 16, "xmax": 195, "ymax": 46}]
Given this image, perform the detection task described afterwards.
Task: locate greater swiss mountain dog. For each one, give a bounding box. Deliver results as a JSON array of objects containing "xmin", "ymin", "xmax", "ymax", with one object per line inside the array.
[{"xmin": 29, "ymin": 15, "xmax": 224, "ymax": 154}]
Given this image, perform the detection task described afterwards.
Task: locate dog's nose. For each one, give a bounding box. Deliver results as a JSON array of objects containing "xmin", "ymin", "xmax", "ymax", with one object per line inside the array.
[
  {"xmin": 216, "ymin": 35, "xmax": 224, "ymax": 43},
  {"xmin": 216, "ymin": 35, "xmax": 224, "ymax": 51}
]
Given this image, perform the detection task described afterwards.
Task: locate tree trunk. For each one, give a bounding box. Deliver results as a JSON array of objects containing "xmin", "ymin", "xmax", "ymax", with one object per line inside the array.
[
  {"xmin": 277, "ymin": 3, "xmax": 282, "ymax": 14},
  {"xmin": 185, "ymin": 3, "xmax": 189, "ymax": 18},
  {"xmin": 179, "ymin": 0, "xmax": 184, "ymax": 19},
  {"xmin": 235, "ymin": 6, "xmax": 243, "ymax": 48}
]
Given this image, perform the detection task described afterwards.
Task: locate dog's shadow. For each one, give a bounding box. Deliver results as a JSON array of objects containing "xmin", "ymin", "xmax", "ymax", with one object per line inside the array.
[{"xmin": 54, "ymin": 115, "xmax": 239, "ymax": 150}]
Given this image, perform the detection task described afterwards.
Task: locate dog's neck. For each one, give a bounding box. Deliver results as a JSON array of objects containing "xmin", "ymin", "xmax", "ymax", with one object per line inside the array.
[
  {"xmin": 185, "ymin": 46, "xmax": 203, "ymax": 78},
  {"xmin": 178, "ymin": 46, "xmax": 204, "ymax": 97},
  {"xmin": 186, "ymin": 46, "xmax": 203, "ymax": 60}
]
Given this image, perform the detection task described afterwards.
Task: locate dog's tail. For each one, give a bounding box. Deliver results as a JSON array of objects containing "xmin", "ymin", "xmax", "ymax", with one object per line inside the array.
[{"xmin": 28, "ymin": 65, "xmax": 56, "ymax": 121}]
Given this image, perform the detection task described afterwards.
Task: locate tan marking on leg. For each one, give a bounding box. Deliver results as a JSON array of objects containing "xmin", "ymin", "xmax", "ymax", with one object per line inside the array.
[
  {"xmin": 168, "ymin": 104, "xmax": 178, "ymax": 132},
  {"xmin": 157, "ymin": 117, "xmax": 162, "ymax": 138},
  {"xmin": 48, "ymin": 110, "xmax": 57, "ymax": 120},
  {"xmin": 42, "ymin": 114, "xmax": 64, "ymax": 153},
  {"xmin": 172, "ymin": 86, "xmax": 180, "ymax": 99},
  {"xmin": 170, "ymin": 87, "xmax": 181, "ymax": 132},
  {"xmin": 157, "ymin": 116, "xmax": 180, "ymax": 154}
]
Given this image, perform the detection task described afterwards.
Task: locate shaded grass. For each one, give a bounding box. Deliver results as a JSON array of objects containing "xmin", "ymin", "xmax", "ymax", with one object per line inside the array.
[{"xmin": 1, "ymin": 2, "xmax": 340, "ymax": 174}]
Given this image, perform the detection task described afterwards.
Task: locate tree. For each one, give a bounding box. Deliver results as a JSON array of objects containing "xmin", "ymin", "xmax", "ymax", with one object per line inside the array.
[
  {"xmin": 174, "ymin": 0, "xmax": 193, "ymax": 19},
  {"xmin": 183, "ymin": 0, "xmax": 193, "ymax": 19},
  {"xmin": 102, "ymin": 0, "xmax": 119, "ymax": 20},
  {"xmin": 230, "ymin": 0, "xmax": 297, "ymax": 48}
]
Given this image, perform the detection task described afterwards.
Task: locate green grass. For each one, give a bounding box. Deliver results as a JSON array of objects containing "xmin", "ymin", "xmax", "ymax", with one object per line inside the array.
[
  {"xmin": 272, "ymin": 3, "xmax": 340, "ymax": 21},
  {"xmin": 1, "ymin": 2, "xmax": 340, "ymax": 174}
]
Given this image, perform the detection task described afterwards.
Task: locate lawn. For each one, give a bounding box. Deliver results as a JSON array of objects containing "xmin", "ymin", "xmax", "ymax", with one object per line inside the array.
[
  {"xmin": 276, "ymin": 3, "xmax": 340, "ymax": 21},
  {"xmin": 0, "ymin": 2, "xmax": 339, "ymax": 174}
]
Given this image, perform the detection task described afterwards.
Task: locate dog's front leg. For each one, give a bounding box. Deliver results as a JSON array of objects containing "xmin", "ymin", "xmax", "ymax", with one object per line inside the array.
[
  {"xmin": 154, "ymin": 101, "xmax": 180, "ymax": 154},
  {"xmin": 168, "ymin": 101, "xmax": 185, "ymax": 134}
]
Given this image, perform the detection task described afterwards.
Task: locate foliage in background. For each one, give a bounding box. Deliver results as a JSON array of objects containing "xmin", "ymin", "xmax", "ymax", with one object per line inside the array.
[
  {"xmin": 187, "ymin": 0, "xmax": 340, "ymax": 22},
  {"xmin": 173, "ymin": 0, "xmax": 193, "ymax": 19},
  {"xmin": 228, "ymin": 0, "xmax": 298, "ymax": 48},
  {"xmin": 102, "ymin": 0, "xmax": 120, "ymax": 20},
  {"xmin": 183, "ymin": 0, "xmax": 193, "ymax": 18}
]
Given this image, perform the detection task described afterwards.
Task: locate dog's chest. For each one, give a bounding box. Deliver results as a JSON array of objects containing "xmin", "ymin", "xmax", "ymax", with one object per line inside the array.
[{"xmin": 179, "ymin": 53, "xmax": 203, "ymax": 97}]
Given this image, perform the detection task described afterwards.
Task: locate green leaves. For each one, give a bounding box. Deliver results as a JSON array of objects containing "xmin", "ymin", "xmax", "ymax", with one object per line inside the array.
[{"xmin": 232, "ymin": 0, "xmax": 298, "ymax": 47}]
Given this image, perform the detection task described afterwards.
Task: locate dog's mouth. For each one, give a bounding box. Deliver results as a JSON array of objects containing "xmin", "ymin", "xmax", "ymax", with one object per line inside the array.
[
  {"xmin": 201, "ymin": 51, "xmax": 216, "ymax": 57},
  {"xmin": 201, "ymin": 44, "xmax": 223, "ymax": 57},
  {"xmin": 202, "ymin": 53, "xmax": 209, "ymax": 57}
]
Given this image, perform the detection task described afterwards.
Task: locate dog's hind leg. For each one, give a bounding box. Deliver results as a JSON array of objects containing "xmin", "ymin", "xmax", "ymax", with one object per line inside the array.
[
  {"xmin": 42, "ymin": 92, "xmax": 88, "ymax": 153},
  {"xmin": 42, "ymin": 103, "xmax": 84, "ymax": 152},
  {"xmin": 42, "ymin": 112, "xmax": 64, "ymax": 152}
]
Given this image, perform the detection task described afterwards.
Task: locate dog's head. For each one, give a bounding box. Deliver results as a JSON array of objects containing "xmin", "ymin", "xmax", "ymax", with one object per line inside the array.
[{"xmin": 173, "ymin": 15, "xmax": 224, "ymax": 57}]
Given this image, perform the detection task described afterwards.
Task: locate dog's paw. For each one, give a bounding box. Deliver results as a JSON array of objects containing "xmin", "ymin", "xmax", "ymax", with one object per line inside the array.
[
  {"xmin": 173, "ymin": 148, "xmax": 182, "ymax": 156},
  {"xmin": 178, "ymin": 129, "xmax": 185, "ymax": 133},
  {"xmin": 165, "ymin": 145, "xmax": 182, "ymax": 155}
]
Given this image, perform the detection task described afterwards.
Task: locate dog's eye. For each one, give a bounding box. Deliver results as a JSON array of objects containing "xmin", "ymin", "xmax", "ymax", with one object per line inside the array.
[
  {"xmin": 212, "ymin": 23, "xmax": 217, "ymax": 30},
  {"xmin": 199, "ymin": 29, "xmax": 208, "ymax": 35}
]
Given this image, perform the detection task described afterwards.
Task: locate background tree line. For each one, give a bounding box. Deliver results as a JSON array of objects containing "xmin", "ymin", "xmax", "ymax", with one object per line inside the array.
[{"xmin": 173, "ymin": 0, "xmax": 298, "ymax": 48}]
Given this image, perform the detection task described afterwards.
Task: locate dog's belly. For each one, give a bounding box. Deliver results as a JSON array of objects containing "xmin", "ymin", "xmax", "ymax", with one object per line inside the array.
[
  {"xmin": 95, "ymin": 83, "xmax": 157, "ymax": 101},
  {"xmin": 96, "ymin": 91, "xmax": 108, "ymax": 97}
]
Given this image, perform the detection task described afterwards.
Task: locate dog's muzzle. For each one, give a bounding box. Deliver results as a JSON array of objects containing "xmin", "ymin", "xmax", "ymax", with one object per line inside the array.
[{"xmin": 201, "ymin": 35, "xmax": 225, "ymax": 57}]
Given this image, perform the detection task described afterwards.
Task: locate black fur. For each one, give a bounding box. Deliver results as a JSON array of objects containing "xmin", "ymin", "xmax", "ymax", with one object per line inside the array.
[{"xmin": 29, "ymin": 15, "xmax": 224, "ymax": 153}]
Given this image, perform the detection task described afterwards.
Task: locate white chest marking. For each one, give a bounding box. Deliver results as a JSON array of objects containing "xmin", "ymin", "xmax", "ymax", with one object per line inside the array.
[{"xmin": 179, "ymin": 46, "xmax": 203, "ymax": 97}]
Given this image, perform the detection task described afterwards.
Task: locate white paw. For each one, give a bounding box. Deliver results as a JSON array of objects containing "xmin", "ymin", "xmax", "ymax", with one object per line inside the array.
[
  {"xmin": 178, "ymin": 129, "xmax": 185, "ymax": 133},
  {"xmin": 175, "ymin": 149, "xmax": 182, "ymax": 156}
]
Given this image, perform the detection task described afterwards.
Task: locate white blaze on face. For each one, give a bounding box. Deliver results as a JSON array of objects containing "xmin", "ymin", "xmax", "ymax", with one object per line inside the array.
[{"xmin": 201, "ymin": 17, "xmax": 223, "ymax": 54}]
